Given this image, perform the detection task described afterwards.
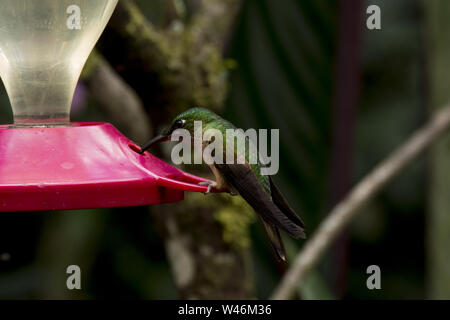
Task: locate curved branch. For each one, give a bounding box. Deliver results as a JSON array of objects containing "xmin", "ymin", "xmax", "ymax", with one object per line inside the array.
[
  {"xmin": 82, "ymin": 51, "xmax": 152, "ymax": 144},
  {"xmin": 271, "ymin": 105, "xmax": 450, "ymax": 300}
]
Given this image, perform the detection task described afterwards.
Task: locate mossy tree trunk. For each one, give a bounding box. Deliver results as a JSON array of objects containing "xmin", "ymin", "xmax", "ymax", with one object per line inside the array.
[
  {"xmin": 90, "ymin": 0, "xmax": 253, "ymax": 299},
  {"xmin": 154, "ymin": 193, "xmax": 255, "ymax": 299}
]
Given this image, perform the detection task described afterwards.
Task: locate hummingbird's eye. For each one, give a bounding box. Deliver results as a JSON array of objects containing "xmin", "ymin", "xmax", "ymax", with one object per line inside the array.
[{"xmin": 174, "ymin": 119, "xmax": 185, "ymax": 128}]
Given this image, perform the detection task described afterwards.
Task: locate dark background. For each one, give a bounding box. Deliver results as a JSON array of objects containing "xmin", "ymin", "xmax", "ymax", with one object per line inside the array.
[{"xmin": 0, "ymin": 0, "xmax": 445, "ymax": 299}]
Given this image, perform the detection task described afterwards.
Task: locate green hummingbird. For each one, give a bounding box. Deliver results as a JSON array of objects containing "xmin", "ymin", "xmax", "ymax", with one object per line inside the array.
[{"xmin": 139, "ymin": 108, "xmax": 306, "ymax": 262}]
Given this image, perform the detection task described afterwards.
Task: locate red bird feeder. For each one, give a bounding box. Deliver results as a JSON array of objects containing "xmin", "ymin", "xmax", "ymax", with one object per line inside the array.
[{"xmin": 0, "ymin": 0, "xmax": 210, "ymax": 212}]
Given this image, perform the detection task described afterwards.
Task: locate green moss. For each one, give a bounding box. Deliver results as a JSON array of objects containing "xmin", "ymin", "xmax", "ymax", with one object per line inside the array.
[
  {"xmin": 179, "ymin": 193, "xmax": 255, "ymax": 251},
  {"xmin": 214, "ymin": 196, "xmax": 255, "ymax": 251},
  {"xmin": 81, "ymin": 50, "xmax": 101, "ymax": 80},
  {"xmin": 124, "ymin": 2, "xmax": 145, "ymax": 36}
]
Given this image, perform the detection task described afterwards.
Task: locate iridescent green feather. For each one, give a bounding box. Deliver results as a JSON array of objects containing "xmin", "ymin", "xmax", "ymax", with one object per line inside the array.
[{"xmin": 173, "ymin": 108, "xmax": 271, "ymax": 195}]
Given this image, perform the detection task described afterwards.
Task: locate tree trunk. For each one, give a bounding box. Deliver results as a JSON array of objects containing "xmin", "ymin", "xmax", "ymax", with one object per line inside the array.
[
  {"xmin": 153, "ymin": 193, "xmax": 255, "ymax": 299},
  {"xmin": 91, "ymin": 0, "xmax": 253, "ymax": 299}
]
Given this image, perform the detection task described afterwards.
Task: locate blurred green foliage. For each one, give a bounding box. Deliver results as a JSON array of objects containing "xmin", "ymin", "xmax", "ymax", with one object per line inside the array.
[{"xmin": 226, "ymin": 0, "xmax": 426, "ymax": 299}]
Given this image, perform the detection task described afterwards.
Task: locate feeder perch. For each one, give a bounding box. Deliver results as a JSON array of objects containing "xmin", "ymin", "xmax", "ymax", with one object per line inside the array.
[{"xmin": 0, "ymin": 0, "xmax": 211, "ymax": 212}]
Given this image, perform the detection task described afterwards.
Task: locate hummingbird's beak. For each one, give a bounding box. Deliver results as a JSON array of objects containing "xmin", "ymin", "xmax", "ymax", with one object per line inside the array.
[{"xmin": 138, "ymin": 134, "xmax": 171, "ymax": 154}]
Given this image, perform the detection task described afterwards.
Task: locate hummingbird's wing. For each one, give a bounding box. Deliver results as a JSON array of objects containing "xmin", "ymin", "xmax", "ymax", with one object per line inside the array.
[
  {"xmin": 260, "ymin": 217, "xmax": 287, "ymax": 262},
  {"xmin": 269, "ymin": 176, "xmax": 306, "ymax": 229},
  {"xmin": 215, "ymin": 163, "xmax": 306, "ymax": 239}
]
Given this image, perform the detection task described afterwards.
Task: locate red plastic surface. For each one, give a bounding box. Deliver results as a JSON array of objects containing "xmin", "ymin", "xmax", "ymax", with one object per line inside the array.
[{"xmin": 0, "ymin": 123, "xmax": 211, "ymax": 212}]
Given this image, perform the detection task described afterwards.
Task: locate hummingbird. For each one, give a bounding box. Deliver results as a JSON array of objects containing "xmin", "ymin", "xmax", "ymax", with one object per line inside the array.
[{"xmin": 139, "ymin": 108, "xmax": 306, "ymax": 262}]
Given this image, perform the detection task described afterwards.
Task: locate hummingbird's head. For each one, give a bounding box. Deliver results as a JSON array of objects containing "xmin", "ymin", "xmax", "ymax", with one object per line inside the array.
[{"xmin": 138, "ymin": 108, "xmax": 219, "ymax": 154}]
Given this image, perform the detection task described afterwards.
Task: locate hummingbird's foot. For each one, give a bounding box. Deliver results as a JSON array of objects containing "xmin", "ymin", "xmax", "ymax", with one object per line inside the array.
[{"xmin": 198, "ymin": 181, "xmax": 217, "ymax": 194}]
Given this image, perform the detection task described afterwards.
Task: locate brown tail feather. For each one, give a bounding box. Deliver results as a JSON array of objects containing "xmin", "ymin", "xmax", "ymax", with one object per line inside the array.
[{"xmin": 260, "ymin": 218, "xmax": 287, "ymax": 262}]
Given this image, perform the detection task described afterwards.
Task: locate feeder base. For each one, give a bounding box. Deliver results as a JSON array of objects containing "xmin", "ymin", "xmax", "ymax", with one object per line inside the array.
[{"xmin": 0, "ymin": 123, "xmax": 210, "ymax": 212}]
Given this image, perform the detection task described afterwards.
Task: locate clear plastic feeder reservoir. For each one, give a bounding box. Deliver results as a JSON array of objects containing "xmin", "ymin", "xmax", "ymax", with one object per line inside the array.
[
  {"xmin": 0, "ymin": 0, "xmax": 211, "ymax": 212},
  {"xmin": 0, "ymin": 0, "xmax": 117, "ymax": 126}
]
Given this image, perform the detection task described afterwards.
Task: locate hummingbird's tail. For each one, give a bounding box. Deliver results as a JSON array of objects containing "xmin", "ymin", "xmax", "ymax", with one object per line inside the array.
[{"xmin": 260, "ymin": 218, "xmax": 287, "ymax": 262}]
